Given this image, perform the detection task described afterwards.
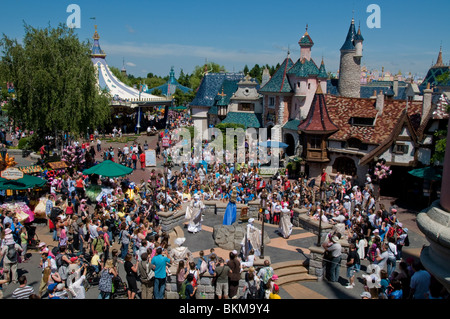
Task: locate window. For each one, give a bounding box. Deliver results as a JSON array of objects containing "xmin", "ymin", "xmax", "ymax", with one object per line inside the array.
[
  {"xmin": 309, "ymin": 135, "xmax": 322, "ymax": 149},
  {"xmin": 350, "ymin": 117, "xmax": 375, "ymax": 126},
  {"xmin": 308, "ymin": 83, "xmax": 311, "ymax": 90},
  {"xmin": 269, "ymin": 97, "xmax": 275, "ymax": 108},
  {"xmin": 238, "ymin": 103, "xmax": 253, "ymax": 111},
  {"xmin": 393, "ymin": 143, "xmax": 409, "ymax": 154}
]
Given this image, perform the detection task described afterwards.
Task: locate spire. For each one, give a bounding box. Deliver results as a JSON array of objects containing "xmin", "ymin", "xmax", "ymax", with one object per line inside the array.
[
  {"xmin": 355, "ymin": 22, "xmax": 364, "ymax": 42},
  {"xmin": 340, "ymin": 17, "xmax": 357, "ymax": 51},
  {"xmin": 434, "ymin": 46, "xmax": 444, "ymax": 67},
  {"xmin": 318, "ymin": 58, "xmax": 327, "ymax": 78},
  {"xmin": 91, "ymin": 25, "xmax": 106, "ymax": 59},
  {"xmin": 299, "ymin": 24, "xmax": 314, "ymax": 47}
]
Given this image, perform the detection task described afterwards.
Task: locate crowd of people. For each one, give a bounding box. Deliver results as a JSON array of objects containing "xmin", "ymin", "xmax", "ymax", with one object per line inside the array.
[{"xmin": 0, "ymin": 113, "xmax": 447, "ymax": 300}]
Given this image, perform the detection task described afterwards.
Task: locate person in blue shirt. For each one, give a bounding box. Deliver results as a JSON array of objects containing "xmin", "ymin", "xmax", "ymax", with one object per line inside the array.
[{"xmin": 151, "ymin": 247, "xmax": 172, "ymax": 299}]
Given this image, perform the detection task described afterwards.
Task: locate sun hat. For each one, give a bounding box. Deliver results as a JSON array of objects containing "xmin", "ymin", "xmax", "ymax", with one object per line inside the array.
[
  {"xmin": 361, "ymin": 292, "xmax": 371, "ymax": 299},
  {"xmin": 331, "ymin": 235, "xmax": 340, "ymax": 243},
  {"xmin": 272, "ymin": 274, "xmax": 279, "ymax": 280},
  {"xmin": 38, "ymin": 242, "xmax": 46, "ymax": 248}
]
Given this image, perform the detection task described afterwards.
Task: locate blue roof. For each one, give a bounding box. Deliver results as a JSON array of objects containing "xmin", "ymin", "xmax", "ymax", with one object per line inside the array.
[
  {"xmin": 147, "ymin": 67, "xmax": 192, "ymax": 96},
  {"xmin": 190, "ymin": 72, "xmax": 245, "ymax": 107},
  {"xmin": 340, "ymin": 19, "xmax": 357, "ymax": 51},
  {"xmin": 327, "ymin": 79, "xmax": 408, "ymax": 100},
  {"xmin": 259, "ymin": 57, "xmax": 294, "ymax": 93}
]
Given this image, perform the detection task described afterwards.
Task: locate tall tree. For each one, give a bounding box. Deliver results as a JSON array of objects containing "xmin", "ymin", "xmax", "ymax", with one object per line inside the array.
[{"xmin": 0, "ymin": 23, "xmax": 111, "ymax": 144}]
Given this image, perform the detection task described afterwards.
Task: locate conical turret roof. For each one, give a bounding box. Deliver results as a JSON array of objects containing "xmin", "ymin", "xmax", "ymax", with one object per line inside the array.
[
  {"xmin": 298, "ymin": 84, "xmax": 339, "ymax": 134},
  {"xmin": 340, "ymin": 18, "xmax": 357, "ymax": 51}
]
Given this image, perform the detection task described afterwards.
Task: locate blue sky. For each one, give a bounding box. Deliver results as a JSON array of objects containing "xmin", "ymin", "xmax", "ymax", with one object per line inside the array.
[{"xmin": 1, "ymin": 0, "xmax": 449, "ymax": 80}]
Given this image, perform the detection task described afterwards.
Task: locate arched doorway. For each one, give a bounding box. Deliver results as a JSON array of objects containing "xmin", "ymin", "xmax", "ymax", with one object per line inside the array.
[
  {"xmin": 332, "ymin": 156, "xmax": 357, "ymax": 176},
  {"xmin": 266, "ymin": 124, "xmax": 274, "ymax": 140},
  {"xmin": 284, "ymin": 133, "xmax": 296, "ymax": 156}
]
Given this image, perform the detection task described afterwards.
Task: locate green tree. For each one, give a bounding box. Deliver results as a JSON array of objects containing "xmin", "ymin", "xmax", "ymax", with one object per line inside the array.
[
  {"xmin": 189, "ymin": 62, "xmax": 225, "ymax": 91},
  {"xmin": 0, "ymin": 23, "xmax": 111, "ymax": 147},
  {"xmin": 173, "ymin": 87, "xmax": 196, "ymax": 106}
]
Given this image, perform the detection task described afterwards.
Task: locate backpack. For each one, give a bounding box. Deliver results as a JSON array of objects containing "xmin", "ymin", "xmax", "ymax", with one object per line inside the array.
[
  {"xmin": 178, "ymin": 280, "xmax": 190, "ymax": 299},
  {"xmin": 262, "ymin": 267, "xmax": 274, "ymax": 285},
  {"xmin": 6, "ymin": 244, "xmax": 17, "ymax": 263},
  {"xmin": 404, "ymin": 234, "xmax": 410, "ymax": 247},
  {"xmin": 247, "ymin": 280, "xmax": 258, "ymax": 299},
  {"xmin": 93, "ymin": 236, "xmax": 105, "ymax": 253},
  {"xmin": 199, "ymin": 259, "xmax": 208, "ymax": 274},
  {"xmin": 139, "ymin": 261, "xmax": 154, "ymax": 284},
  {"xmin": 50, "ymin": 207, "xmax": 62, "ymax": 222},
  {"xmin": 387, "ymin": 227, "xmax": 395, "ymax": 239}
]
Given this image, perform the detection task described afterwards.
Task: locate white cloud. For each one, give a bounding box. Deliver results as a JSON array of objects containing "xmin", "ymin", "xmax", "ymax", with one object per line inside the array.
[{"xmin": 126, "ymin": 62, "xmax": 136, "ymax": 67}]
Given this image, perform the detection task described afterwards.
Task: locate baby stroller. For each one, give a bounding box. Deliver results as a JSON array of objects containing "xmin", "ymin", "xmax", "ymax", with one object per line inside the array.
[
  {"xmin": 78, "ymin": 253, "xmax": 100, "ymax": 286},
  {"xmin": 111, "ymin": 276, "xmax": 128, "ymax": 299},
  {"xmin": 25, "ymin": 224, "xmax": 40, "ymax": 250}
]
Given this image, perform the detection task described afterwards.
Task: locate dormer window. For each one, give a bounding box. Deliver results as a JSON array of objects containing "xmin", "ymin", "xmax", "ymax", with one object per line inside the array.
[{"xmin": 350, "ymin": 117, "xmax": 375, "ymax": 126}]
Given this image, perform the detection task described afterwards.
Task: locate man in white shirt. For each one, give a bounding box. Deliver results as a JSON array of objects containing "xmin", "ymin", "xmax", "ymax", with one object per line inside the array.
[
  {"xmin": 123, "ymin": 144, "xmax": 129, "ymax": 156},
  {"xmin": 68, "ymin": 264, "xmax": 87, "ymax": 299}
]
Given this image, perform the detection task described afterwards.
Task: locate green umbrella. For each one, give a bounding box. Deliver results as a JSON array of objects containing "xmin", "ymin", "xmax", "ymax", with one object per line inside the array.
[
  {"xmin": 83, "ymin": 160, "xmax": 133, "ymax": 177},
  {"xmin": 408, "ymin": 166, "xmax": 442, "ymax": 181},
  {"xmin": 0, "ymin": 174, "xmax": 47, "ymax": 190}
]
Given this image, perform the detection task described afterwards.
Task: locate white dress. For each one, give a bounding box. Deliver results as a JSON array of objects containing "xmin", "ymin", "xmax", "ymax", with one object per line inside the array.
[
  {"xmin": 279, "ymin": 207, "xmax": 293, "ymax": 239},
  {"xmin": 185, "ymin": 199, "xmax": 204, "ymax": 233}
]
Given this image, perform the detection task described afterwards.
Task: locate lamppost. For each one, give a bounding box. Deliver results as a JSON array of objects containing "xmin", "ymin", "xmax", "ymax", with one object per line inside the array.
[
  {"xmin": 164, "ymin": 161, "xmax": 171, "ymax": 202},
  {"xmin": 316, "ymin": 206, "xmax": 323, "ymax": 247},
  {"xmin": 259, "ymin": 188, "xmax": 268, "ymax": 258}
]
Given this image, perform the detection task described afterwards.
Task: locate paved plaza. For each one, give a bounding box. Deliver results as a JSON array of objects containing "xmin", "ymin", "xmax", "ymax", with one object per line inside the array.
[{"xmin": 1, "ymin": 133, "xmax": 430, "ymax": 300}]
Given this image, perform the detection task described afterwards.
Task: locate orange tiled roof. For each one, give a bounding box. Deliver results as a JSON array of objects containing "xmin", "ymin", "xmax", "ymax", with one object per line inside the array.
[{"xmin": 325, "ymin": 95, "xmax": 423, "ymax": 145}]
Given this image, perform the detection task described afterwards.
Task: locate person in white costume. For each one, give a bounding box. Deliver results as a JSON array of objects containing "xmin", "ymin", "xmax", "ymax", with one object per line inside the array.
[
  {"xmin": 279, "ymin": 203, "xmax": 293, "ymax": 239},
  {"xmin": 185, "ymin": 194, "xmax": 204, "ymax": 234},
  {"xmin": 241, "ymin": 218, "xmax": 261, "ymax": 261}
]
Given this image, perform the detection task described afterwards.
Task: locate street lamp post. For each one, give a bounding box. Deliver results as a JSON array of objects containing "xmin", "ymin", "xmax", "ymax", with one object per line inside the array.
[{"xmin": 260, "ymin": 188, "xmax": 268, "ymax": 258}]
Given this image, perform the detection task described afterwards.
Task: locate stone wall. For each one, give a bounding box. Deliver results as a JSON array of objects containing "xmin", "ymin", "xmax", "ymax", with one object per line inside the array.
[
  {"xmin": 164, "ymin": 266, "xmax": 251, "ymax": 299},
  {"xmin": 308, "ymin": 239, "xmax": 350, "ymax": 280},
  {"xmin": 292, "ymin": 208, "xmax": 333, "ymax": 238},
  {"xmin": 338, "ymin": 51, "xmax": 361, "ymax": 98}
]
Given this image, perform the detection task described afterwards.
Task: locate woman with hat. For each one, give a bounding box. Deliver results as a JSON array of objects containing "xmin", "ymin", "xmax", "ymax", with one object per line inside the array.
[
  {"xmin": 322, "ymin": 232, "xmax": 342, "ymax": 282},
  {"xmin": 1, "ymin": 229, "xmax": 23, "ymax": 284}
]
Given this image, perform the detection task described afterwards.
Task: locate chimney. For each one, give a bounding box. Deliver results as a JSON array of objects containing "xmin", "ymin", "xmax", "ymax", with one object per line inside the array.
[
  {"xmin": 371, "ymin": 89, "xmax": 377, "ymax": 99},
  {"xmin": 393, "ymin": 76, "xmax": 399, "ymax": 97},
  {"xmin": 376, "ymin": 90, "xmax": 384, "ymax": 114},
  {"xmin": 261, "ymin": 67, "xmax": 271, "ymax": 87},
  {"xmin": 422, "ymin": 83, "xmax": 433, "ymax": 124}
]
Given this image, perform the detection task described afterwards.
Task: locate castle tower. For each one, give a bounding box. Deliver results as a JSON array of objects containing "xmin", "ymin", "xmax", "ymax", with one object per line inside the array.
[
  {"xmin": 338, "ymin": 18, "xmax": 363, "ymax": 98},
  {"xmin": 91, "ymin": 25, "xmax": 106, "ymax": 59},
  {"xmin": 299, "ymin": 25, "xmax": 314, "ymax": 61}
]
